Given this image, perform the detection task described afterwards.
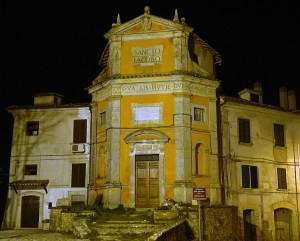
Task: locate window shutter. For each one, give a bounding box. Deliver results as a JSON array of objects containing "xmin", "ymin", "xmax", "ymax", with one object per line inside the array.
[
  {"xmin": 242, "ymin": 165, "xmax": 250, "ymax": 188},
  {"xmin": 250, "ymin": 166, "xmax": 258, "ymax": 188},
  {"xmin": 277, "ymin": 168, "xmax": 287, "ymax": 189},
  {"xmin": 239, "ymin": 119, "xmax": 250, "ymax": 143},
  {"xmin": 71, "ymin": 164, "xmax": 86, "ymax": 187},
  {"xmin": 73, "ymin": 120, "xmax": 87, "ymax": 143}
]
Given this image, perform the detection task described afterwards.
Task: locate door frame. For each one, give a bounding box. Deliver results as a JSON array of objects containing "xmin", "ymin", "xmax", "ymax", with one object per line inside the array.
[
  {"xmin": 130, "ymin": 149, "xmax": 164, "ymax": 208},
  {"xmin": 21, "ymin": 195, "xmax": 40, "ymax": 227},
  {"xmin": 125, "ymin": 129, "xmax": 169, "ymax": 208},
  {"xmin": 135, "ymin": 154, "xmax": 160, "ymax": 208},
  {"xmin": 274, "ymin": 208, "xmax": 292, "ymax": 241},
  {"xmin": 16, "ymin": 192, "xmax": 44, "ymax": 228}
]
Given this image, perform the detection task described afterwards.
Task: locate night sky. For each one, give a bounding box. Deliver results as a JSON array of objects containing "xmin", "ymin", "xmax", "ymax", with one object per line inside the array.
[{"xmin": 1, "ymin": 0, "xmax": 300, "ymax": 222}]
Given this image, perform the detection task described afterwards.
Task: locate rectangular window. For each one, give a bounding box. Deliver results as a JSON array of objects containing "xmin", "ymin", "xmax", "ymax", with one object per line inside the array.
[
  {"xmin": 250, "ymin": 93, "xmax": 259, "ymax": 103},
  {"xmin": 277, "ymin": 168, "xmax": 287, "ymax": 189},
  {"xmin": 24, "ymin": 164, "xmax": 37, "ymax": 175},
  {"xmin": 71, "ymin": 163, "xmax": 86, "ymax": 187},
  {"xmin": 194, "ymin": 107, "xmax": 205, "ymax": 122},
  {"xmin": 274, "ymin": 124, "xmax": 285, "ymax": 147},
  {"xmin": 73, "ymin": 119, "xmax": 87, "ymax": 143},
  {"xmin": 242, "ymin": 165, "xmax": 258, "ymax": 188},
  {"xmin": 26, "ymin": 121, "xmax": 39, "ymax": 136},
  {"xmin": 239, "ymin": 118, "xmax": 251, "ymax": 143},
  {"xmin": 100, "ymin": 112, "xmax": 106, "ymax": 126}
]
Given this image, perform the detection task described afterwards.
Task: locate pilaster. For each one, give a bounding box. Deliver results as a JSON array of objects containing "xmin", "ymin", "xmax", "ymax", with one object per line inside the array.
[
  {"xmin": 173, "ymin": 32, "xmax": 189, "ymax": 71},
  {"xmin": 105, "ymin": 95, "xmax": 121, "ymax": 207},
  {"xmin": 173, "ymin": 93, "xmax": 193, "ymax": 202},
  {"xmin": 108, "ymin": 36, "xmax": 122, "ymax": 75},
  {"xmin": 90, "ymin": 102, "xmax": 98, "ymax": 183},
  {"xmin": 209, "ymin": 97, "xmax": 222, "ymax": 204}
]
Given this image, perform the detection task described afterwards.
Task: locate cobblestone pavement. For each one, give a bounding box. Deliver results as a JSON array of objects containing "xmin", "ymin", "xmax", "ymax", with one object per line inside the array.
[{"xmin": 0, "ymin": 229, "xmax": 90, "ymax": 241}]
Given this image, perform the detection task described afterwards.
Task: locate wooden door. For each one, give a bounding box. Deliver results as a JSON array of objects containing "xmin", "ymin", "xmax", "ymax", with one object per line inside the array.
[
  {"xmin": 21, "ymin": 196, "xmax": 39, "ymax": 228},
  {"xmin": 275, "ymin": 208, "xmax": 292, "ymax": 241},
  {"xmin": 135, "ymin": 154, "xmax": 159, "ymax": 208},
  {"xmin": 243, "ymin": 209, "xmax": 256, "ymax": 241}
]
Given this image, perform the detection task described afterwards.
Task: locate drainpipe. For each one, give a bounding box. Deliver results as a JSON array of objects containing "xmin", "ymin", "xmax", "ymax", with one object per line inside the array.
[
  {"xmin": 216, "ymin": 90, "xmax": 225, "ymax": 204},
  {"xmin": 87, "ymin": 104, "xmax": 92, "ymax": 205},
  {"xmin": 294, "ymin": 143, "xmax": 300, "ymax": 240},
  {"xmin": 88, "ymin": 102, "xmax": 97, "ymax": 205}
]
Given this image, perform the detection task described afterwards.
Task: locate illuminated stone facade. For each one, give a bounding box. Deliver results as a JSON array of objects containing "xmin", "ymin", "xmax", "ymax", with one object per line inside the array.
[
  {"xmin": 220, "ymin": 86, "xmax": 300, "ymax": 241},
  {"xmin": 87, "ymin": 6, "xmax": 222, "ymax": 209},
  {"xmin": 2, "ymin": 93, "xmax": 91, "ymax": 229}
]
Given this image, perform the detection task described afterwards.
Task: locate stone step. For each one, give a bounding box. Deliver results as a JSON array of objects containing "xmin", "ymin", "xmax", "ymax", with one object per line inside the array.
[{"xmin": 90, "ymin": 222, "xmax": 165, "ymax": 235}]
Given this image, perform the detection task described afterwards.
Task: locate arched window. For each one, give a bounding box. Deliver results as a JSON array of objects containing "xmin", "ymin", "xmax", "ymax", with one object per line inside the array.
[
  {"xmin": 99, "ymin": 146, "xmax": 106, "ymax": 177},
  {"xmin": 195, "ymin": 143, "xmax": 206, "ymax": 176}
]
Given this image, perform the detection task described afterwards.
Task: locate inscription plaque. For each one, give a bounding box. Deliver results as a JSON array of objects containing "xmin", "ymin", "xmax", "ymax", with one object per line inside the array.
[
  {"xmin": 132, "ymin": 46, "xmax": 163, "ymax": 66},
  {"xmin": 135, "ymin": 107, "xmax": 160, "ymax": 121}
]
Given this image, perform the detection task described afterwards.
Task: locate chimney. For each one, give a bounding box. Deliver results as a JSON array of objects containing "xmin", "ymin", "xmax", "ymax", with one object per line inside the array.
[
  {"xmin": 279, "ymin": 87, "xmax": 288, "ymax": 109},
  {"xmin": 253, "ymin": 82, "xmax": 262, "ymax": 92},
  {"xmin": 288, "ymin": 90, "xmax": 297, "ymax": 110},
  {"xmin": 33, "ymin": 93, "xmax": 63, "ymax": 106}
]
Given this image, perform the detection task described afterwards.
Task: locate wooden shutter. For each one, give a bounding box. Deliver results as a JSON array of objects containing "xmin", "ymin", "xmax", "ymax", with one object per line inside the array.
[
  {"xmin": 71, "ymin": 163, "xmax": 86, "ymax": 187},
  {"xmin": 73, "ymin": 119, "xmax": 87, "ymax": 143}
]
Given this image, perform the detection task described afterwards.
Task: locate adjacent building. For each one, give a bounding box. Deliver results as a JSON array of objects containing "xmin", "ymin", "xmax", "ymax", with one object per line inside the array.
[
  {"xmin": 2, "ymin": 93, "xmax": 91, "ymax": 229},
  {"xmin": 220, "ymin": 84, "xmax": 300, "ymax": 240}
]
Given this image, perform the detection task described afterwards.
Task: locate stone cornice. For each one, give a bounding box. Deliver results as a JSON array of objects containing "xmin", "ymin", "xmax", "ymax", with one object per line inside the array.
[
  {"xmin": 91, "ymin": 79, "xmax": 218, "ymax": 102},
  {"xmin": 88, "ymin": 71, "xmax": 218, "ymax": 89}
]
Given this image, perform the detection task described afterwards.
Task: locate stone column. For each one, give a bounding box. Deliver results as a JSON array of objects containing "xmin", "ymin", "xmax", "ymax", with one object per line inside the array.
[
  {"xmin": 103, "ymin": 96, "xmax": 121, "ymax": 208},
  {"xmin": 173, "ymin": 93, "xmax": 193, "ymax": 203}
]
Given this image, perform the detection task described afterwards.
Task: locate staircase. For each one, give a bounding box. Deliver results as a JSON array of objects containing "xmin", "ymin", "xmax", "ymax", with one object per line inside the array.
[{"xmin": 85, "ymin": 209, "xmax": 195, "ymax": 241}]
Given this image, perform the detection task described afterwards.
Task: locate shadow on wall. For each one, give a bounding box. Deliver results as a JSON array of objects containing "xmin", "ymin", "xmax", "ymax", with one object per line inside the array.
[
  {"xmin": 0, "ymin": 170, "xmax": 9, "ymax": 229},
  {"xmin": 237, "ymin": 215, "xmax": 271, "ymax": 241}
]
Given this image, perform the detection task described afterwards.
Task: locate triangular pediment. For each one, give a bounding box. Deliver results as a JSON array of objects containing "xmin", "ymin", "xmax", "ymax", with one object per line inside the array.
[
  {"xmin": 104, "ymin": 8, "xmax": 193, "ymax": 39},
  {"xmin": 124, "ymin": 129, "xmax": 169, "ymax": 143},
  {"xmin": 93, "ymin": 6, "xmax": 222, "ymax": 82}
]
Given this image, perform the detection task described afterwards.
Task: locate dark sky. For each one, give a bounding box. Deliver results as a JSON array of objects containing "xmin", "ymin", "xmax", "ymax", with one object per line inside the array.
[{"xmin": 1, "ymin": 1, "xmax": 300, "ymax": 175}]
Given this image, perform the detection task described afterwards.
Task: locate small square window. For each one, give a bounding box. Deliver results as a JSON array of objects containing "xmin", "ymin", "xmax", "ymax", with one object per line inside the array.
[
  {"xmin": 24, "ymin": 164, "xmax": 37, "ymax": 175},
  {"xmin": 26, "ymin": 121, "xmax": 39, "ymax": 136},
  {"xmin": 250, "ymin": 93, "xmax": 259, "ymax": 103},
  {"xmin": 241, "ymin": 165, "xmax": 258, "ymax": 188},
  {"xmin": 194, "ymin": 107, "xmax": 205, "ymax": 122}
]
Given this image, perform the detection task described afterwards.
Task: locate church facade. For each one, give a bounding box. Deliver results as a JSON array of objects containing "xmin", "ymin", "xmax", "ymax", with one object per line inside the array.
[{"xmin": 87, "ymin": 6, "xmax": 223, "ymax": 209}]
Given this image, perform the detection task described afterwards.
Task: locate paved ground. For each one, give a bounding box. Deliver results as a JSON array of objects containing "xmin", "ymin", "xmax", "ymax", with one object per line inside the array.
[{"xmin": 0, "ymin": 229, "xmax": 90, "ymax": 241}]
